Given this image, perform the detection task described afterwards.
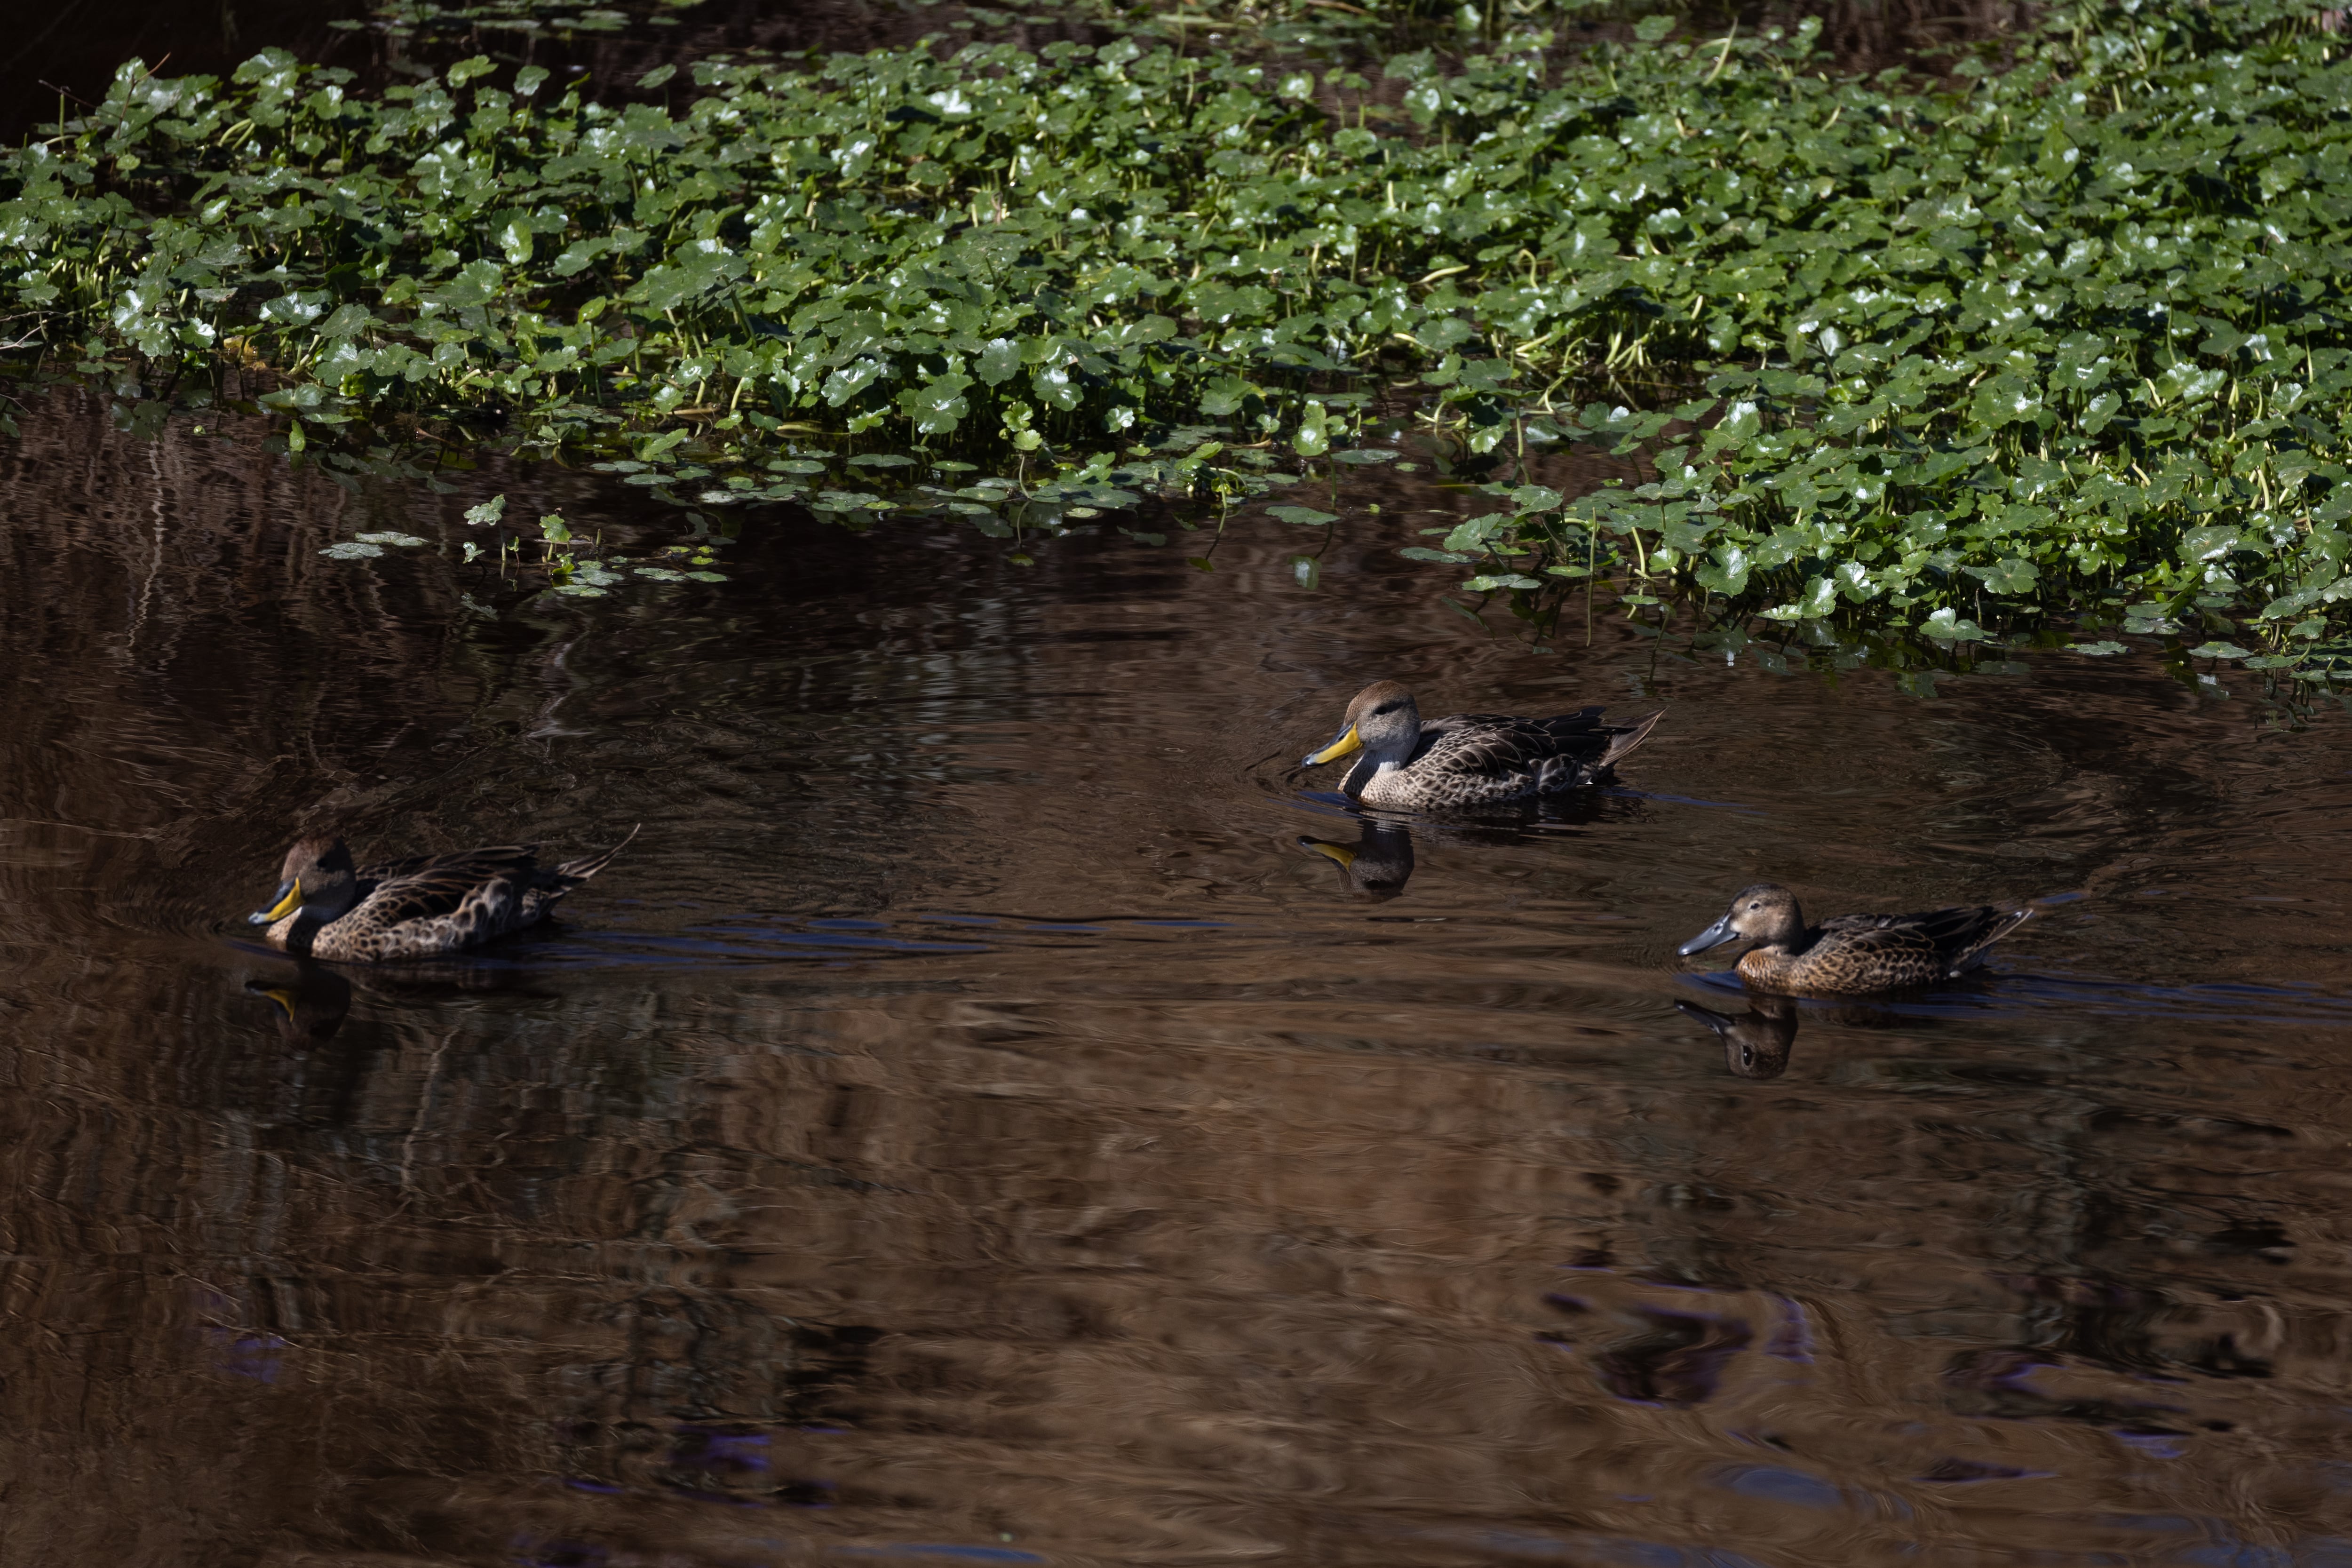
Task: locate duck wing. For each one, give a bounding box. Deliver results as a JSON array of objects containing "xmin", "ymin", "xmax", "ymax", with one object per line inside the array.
[
  {"xmin": 1416, "ymin": 707, "xmax": 1660, "ymax": 783},
  {"xmin": 552, "ymin": 823, "xmax": 639, "ymax": 883},
  {"xmin": 1820, "ymin": 905, "xmax": 2031, "ymax": 975},
  {"xmin": 1937, "ymin": 905, "xmax": 2033, "ymax": 971},
  {"xmin": 350, "ymin": 845, "xmax": 543, "ymax": 926},
  {"xmin": 521, "ymin": 825, "xmax": 640, "ymax": 922}
]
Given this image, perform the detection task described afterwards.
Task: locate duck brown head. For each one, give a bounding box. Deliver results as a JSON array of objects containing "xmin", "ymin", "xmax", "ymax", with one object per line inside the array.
[{"xmin": 1678, "ymin": 884, "xmax": 1807, "ymax": 958}]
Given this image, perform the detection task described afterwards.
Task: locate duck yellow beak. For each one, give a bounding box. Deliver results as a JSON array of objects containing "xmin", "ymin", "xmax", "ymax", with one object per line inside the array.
[
  {"xmin": 1302, "ymin": 724, "xmax": 1361, "ymax": 767},
  {"xmin": 259, "ymin": 986, "xmax": 300, "ymax": 1020},
  {"xmin": 250, "ymin": 878, "xmax": 301, "ymax": 926},
  {"xmin": 1302, "ymin": 838, "xmax": 1357, "ymax": 868}
]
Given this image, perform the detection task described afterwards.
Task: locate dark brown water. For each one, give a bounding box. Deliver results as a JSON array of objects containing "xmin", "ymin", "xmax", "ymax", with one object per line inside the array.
[{"xmin": 8, "ymin": 382, "xmax": 2352, "ymax": 1567}]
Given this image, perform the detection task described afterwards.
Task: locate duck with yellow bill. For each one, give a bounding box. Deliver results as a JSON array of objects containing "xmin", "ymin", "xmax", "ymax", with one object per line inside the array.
[
  {"xmin": 1298, "ymin": 680, "xmax": 1661, "ymax": 811},
  {"xmin": 248, "ymin": 826, "xmax": 637, "ymax": 961}
]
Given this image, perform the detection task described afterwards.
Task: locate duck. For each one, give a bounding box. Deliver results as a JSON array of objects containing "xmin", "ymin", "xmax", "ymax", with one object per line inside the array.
[
  {"xmin": 1298, "ymin": 680, "xmax": 1661, "ymax": 810},
  {"xmin": 247, "ymin": 826, "xmax": 637, "ymax": 961},
  {"xmin": 1677, "ymin": 883, "xmax": 2030, "ymax": 997}
]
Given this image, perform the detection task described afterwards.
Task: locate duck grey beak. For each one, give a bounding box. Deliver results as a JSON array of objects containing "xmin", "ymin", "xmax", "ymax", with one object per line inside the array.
[
  {"xmin": 250, "ymin": 878, "xmax": 300, "ymax": 926},
  {"xmin": 1303, "ymin": 723, "xmax": 1361, "ymax": 767},
  {"xmin": 1677, "ymin": 914, "xmax": 1738, "ymax": 957}
]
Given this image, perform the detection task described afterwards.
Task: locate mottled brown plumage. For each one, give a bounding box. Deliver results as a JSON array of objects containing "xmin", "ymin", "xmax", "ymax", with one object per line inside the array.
[
  {"xmin": 248, "ymin": 828, "xmax": 636, "ymax": 961},
  {"xmin": 1299, "ymin": 679, "xmax": 1661, "ymax": 810},
  {"xmin": 1677, "ymin": 883, "xmax": 2030, "ymax": 997}
]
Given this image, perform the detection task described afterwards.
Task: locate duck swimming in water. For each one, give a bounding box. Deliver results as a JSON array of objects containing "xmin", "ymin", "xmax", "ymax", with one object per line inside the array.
[
  {"xmin": 1677, "ymin": 883, "xmax": 2030, "ymax": 997},
  {"xmin": 1298, "ymin": 680, "xmax": 1661, "ymax": 811},
  {"xmin": 247, "ymin": 828, "xmax": 637, "ymax": 961}
]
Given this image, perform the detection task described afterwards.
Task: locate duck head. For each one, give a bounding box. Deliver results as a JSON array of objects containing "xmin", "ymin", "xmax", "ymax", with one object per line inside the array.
[
  {"xmin": 1301, "ymin": 680, "xmax": 1422, "ymax": 770},
  {"xmin": 249, "ymin": 836, "xmax": 362, "ymax": 929},
  {"xmin": 1678, "ymin": 883, "xmax": 1806, "ymax": 957}
]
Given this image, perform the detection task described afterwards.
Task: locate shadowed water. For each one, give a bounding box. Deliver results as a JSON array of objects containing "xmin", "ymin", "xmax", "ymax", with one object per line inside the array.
[
  {"xmin": 7, "ymin": 382, "xmax": 2352, "ymax": 1567},
  {"xmin": 0, "ymin": 0, "xmax": 2046, "ymax": 148}
]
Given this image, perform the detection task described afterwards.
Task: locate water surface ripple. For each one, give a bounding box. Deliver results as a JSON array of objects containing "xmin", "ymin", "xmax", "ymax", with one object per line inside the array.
[{"xmin": 5, "ymin": 388, "xmax": 2352, "ymax": 1566}]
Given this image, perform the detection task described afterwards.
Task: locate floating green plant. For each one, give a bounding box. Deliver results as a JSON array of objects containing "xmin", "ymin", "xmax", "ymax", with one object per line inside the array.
[
  {"xmin": 0, "ymin": 0, "xmax": 2348, "ymax": 664},
  {"xmin": 1398, "ymin": 0, "xmax": 2352, "ymax": 683}
]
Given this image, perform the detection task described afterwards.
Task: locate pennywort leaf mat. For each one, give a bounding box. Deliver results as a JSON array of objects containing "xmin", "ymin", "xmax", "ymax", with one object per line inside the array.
[{"xmin": 5, "ymin": 0, "xmax": 2352, "ymax": 672}]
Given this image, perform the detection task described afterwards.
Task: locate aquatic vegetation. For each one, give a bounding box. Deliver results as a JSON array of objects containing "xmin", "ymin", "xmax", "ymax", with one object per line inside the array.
[
  {"xmin": 1, "ymin": 0, "xmax": 2349, "ymax": 664},
  {"xmin": 1401, "ymin": 0, "xmax": 2352, "ymax": 679}
]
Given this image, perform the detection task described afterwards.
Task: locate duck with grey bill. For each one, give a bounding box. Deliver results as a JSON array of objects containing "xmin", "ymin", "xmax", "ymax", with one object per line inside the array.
[
  {"xmin": 1298, "ymin": 679, "xmax": 1662, "ymax": 811},
  {"xmin": 248, "ymin": 826, "xmax": 638, "ymax": 961},
  {"xmin": 1677, "ymin": 883, "xmax": 2031, "ymax": 997}
]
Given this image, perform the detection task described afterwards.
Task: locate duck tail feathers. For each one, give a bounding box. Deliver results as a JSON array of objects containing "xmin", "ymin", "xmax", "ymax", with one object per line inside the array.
[
  {"xmin": 1950, "ymin": 905, "xmax": 2033, "ymax": 972},
  {"xmin": 1599, "ymin": 709, "xmax": 1665, "ymax": 771},
  {"xmin": 555, "ymin": 823, "xmax": 641, "ymax": 883}
]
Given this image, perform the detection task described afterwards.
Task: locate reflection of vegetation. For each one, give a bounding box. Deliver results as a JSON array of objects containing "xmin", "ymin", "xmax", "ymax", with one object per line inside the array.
[
  {"xmin": 355, "ymin": 0, "xmax": 695, "ymax": 38},
  {"xmin": 3, "ymin": 0, "xmax": 2351, "ymax": 662}
]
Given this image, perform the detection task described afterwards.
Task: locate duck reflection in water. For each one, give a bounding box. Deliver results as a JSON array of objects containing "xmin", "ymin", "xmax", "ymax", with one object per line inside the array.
[
  {"xmin": 245, "ymin": 965, "xmax": 355, "ymax": 1049},
  {"xmin": 1297, "ymin": 819, "xmax": 1416, "ymax": 902},
  {"xmin": 243, "ymin": 965, "xmax": 373, "ymax": 1128},
  {"xmin": 1676, "ymin": 994, "xmax": 1798, "ymax": 1080},
  {"xmin": 243, "ymin": 945, "xmax": 573, "ymax": 1051}
]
